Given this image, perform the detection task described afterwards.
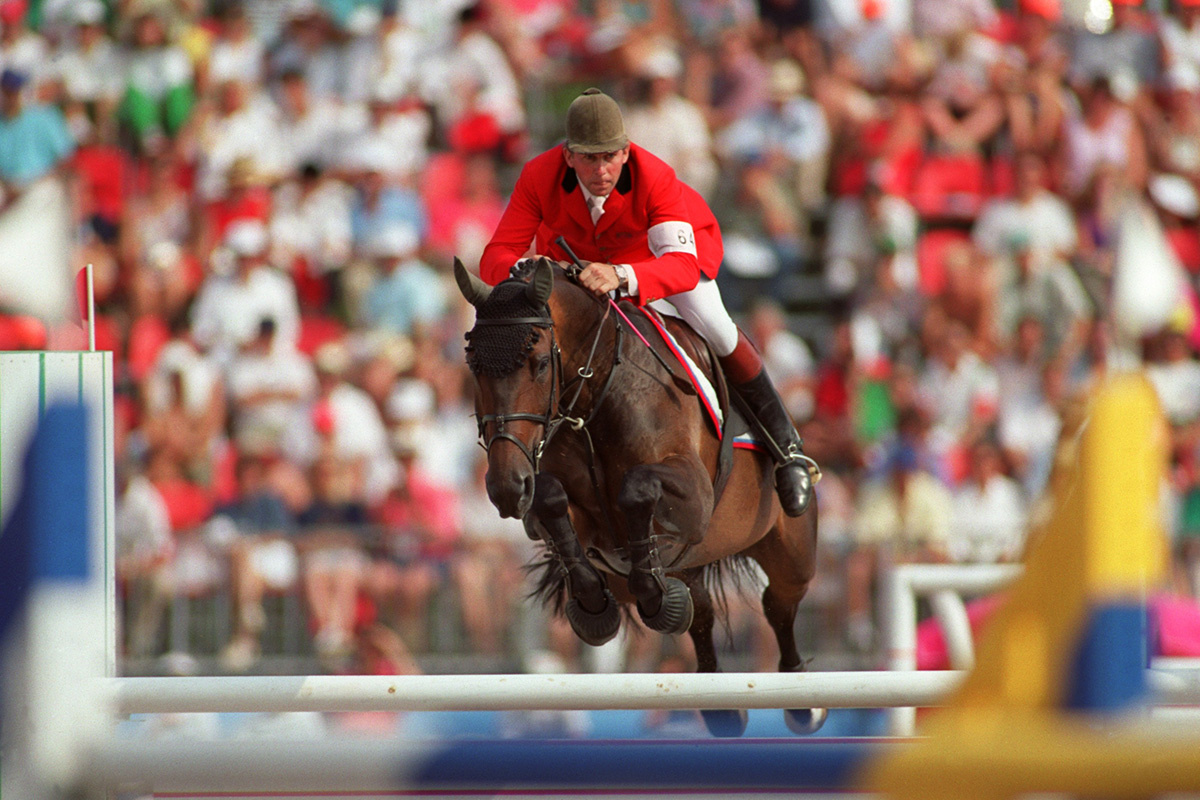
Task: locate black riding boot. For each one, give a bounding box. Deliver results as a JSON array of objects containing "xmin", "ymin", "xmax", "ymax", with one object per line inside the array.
[{"xmin": 732, "ymin": 370, "xmax": 813, "ymax": 517}]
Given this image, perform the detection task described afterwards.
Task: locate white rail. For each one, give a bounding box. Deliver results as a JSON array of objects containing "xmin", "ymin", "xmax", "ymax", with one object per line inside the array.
[
  {"xmin": 112, "ymin": 670, "xmax": 963, "ymax": 713},
  {"xmin": 109, "ymin": 668, "xmax": 1199, "ymax": 715}
]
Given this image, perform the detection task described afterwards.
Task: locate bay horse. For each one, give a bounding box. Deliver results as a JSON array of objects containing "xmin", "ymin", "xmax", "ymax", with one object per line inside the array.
[{"xmin": 455, "ymin": 256, "xmax": 825, "ymax": 737}]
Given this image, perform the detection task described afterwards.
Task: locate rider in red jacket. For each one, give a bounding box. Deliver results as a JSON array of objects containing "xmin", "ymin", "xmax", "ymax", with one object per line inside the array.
[{"xmin": 479, "ymin": 88, "xmax": 814, "ymax": 517}]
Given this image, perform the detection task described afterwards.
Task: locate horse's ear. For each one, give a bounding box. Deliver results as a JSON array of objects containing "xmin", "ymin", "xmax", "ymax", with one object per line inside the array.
[
  {"xmin": 454, "ymin": 258, "xmax": 491, "ymax": 307},
  {"xmin": 527, "ymin": 258, "xmax": 554, "ymax": 306}
]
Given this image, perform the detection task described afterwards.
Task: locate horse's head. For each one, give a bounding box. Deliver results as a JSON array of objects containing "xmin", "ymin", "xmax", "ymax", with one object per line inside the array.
[{"xmin": 456, "ymin": 256, "xmax": 558, "ymax": 519}]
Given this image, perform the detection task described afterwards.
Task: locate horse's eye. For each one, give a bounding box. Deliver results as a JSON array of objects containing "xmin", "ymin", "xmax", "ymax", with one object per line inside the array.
[{"xmin": 536, "ymin": 354, "xmax": 552, "ymax": 378}]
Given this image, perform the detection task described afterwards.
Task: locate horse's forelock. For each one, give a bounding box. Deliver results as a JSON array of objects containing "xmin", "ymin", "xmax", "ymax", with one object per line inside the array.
[{"xmin": 464, "ymin": 279, "xmax": 547, "ymax": 378}]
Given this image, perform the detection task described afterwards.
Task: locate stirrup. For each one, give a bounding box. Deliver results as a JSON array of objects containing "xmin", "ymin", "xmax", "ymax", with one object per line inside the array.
[{"xmin": 779, "ymin": 450, "xmax": 822, "ymax": 486}]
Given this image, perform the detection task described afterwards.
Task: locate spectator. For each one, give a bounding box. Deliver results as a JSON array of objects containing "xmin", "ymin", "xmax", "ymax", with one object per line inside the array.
[
  {"xmin": 453, "ymin": 456, "xmax": 530, "ymax": 655},
  {"xmin": 0, "ymin": 67, "xmax": 74, "ymax": 200},
  {"xmin": 719, "ymin": 58, "xmax": 831, "ymax": 262},
  {"xmin": 974, "ymin": 152, "xmax": 1077, "ymax": 269},
  {"xmin": 917, "ymin": 318, "xmax": 1000, "ymax": 454},
  {"xmin": 348, "ymin": 141, "xmax": 428, "ymax": 257},
  {"xmin": 359, "ymin": 223, "xmax": 449, "ymax": 337},
  {"xmin": 1062, "ymin": 75, "xmax": 1148, "ymax": 200},
  {"xmin": 269, "ymin": 161, "xmax": 354, "ymax": 306},
  {"xmin": 298, "ymin": 451, "xmax": 371, "ymax": 669},
  {"xmin": 191, "ymin": 218, "xmax": 301, "ymax": 367},
  {"xmin": 52, "ymin": 0, "xmax": 124, "ymax": 113},
  {"xmin": 116, "ymin": 458, "xmax": 175, "ymax": 658},
  {"xmin": 424, "ymin": 151, "xmax": 506, "ymax": 269},
  {"xmin": 0, "ymin": 0, "xmax": 47, "ymax": 89},
  {"xmin": 283, "ymin": 341, "xmax": 398, "ymax": 505},
  {"xmin": 423, "ymin": 3, "xmax": 526, "ymax": 147},
  {"xmin": 226, "ymin": 316, "xmax": 318, "ymax": 457},
  {"xmin": 746, "ymin": 297, "xmax": 816, "ymax": 422},
  {"xmin": 366, "ymin": 431, "xmax": 460, "ymax": 651},
  {"xmin": 214, "ymin": 454, "xmax": 299, "ymax": 671},
  {"xmin": 947, "ymin": 436, "xmax": 1028, "ymax": 563},
  {"xmin": 205, "ymin": 2, "xmax": 266, "ymax": 89},
  {"xmin": 338, "ymin": 85, "xmax": 432, "ymax": 182},
  {"xmin": 846, "ymin": 440, "xmax": 953, "ymax": 649},
  {"xmin": 195, "ymin": 77, "xmax": 283, "ymax": 201},
  {"xmin": 274, "ymin": 67, "xmax": 350, "ymax": 173},
  {"xmin": 624, "ymin": 46, "xmax": 719, "ymax": 200},
  {"xmin": 703, "ymin": 27, "xmax": 768, "ymax": 134},
  {"xmin": 998, "ymin": 355, "xmax": 1066, "ymax": 500},
  {"xmin": 118, "ymin": 5, "xmax": 195, "ymax": 155},
  {"xmin": 1070, "ymin": 0, "xmax": 1160, "ymax": 88}
]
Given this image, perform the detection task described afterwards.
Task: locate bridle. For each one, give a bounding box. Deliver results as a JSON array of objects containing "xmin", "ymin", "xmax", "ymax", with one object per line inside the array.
[{"xmin": 472, "ymin": 300, "xmax": 622, "ymax": 473}]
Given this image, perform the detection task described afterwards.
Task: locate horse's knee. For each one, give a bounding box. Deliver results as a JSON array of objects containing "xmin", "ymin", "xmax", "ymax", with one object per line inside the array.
[
  {"xmin": 532, "ymin": 473, "xmax": 569, "ymax": 518},
  {"xmin": 618, "ymin": 469, "xmax": 662, "ymax": 515}
]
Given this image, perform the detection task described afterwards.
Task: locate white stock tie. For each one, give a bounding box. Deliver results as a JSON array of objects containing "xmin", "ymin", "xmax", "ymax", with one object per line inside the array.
[{"xmin": 588, "ymin": 196, "xmax": 603, "ymax": 225}]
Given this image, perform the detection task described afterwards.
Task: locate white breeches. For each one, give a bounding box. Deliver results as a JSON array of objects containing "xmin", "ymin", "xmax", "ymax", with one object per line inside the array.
[{"xmin": 649, "ymin": 276, "xmax": 739, "ymax": 357}]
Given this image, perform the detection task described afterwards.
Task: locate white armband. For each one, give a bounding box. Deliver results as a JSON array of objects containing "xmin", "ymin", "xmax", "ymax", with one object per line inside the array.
[{"xmin": 648, "ymin": 220, "xmax": 698, "ymax": 258}]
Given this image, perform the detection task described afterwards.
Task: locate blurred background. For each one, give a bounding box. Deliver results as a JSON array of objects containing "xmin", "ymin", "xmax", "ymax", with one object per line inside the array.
[{"xmin": 2, "ymin": 0, "xmax": 1199, "ymax": 707}]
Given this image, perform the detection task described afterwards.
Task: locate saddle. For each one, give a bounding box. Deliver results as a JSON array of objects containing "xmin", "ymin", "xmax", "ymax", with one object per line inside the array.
[{"xmin": 621, "ymin": 301, "xmax": 765, "ymax": 505}]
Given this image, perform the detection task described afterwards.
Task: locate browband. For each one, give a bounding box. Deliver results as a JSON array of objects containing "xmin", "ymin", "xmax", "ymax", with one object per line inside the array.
[{"xmin": 472, "ymin": 317, "xmax": 555, "ymax": 327}]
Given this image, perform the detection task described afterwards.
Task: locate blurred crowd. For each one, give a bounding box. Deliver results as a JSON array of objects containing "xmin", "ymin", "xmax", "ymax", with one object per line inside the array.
[{"xmin": 3, "ymin": 0, "xmax": 1200, "ymax": 676}]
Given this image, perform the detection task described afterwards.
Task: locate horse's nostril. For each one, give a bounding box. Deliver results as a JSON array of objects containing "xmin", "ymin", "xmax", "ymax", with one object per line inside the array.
[{"xmin": 523, "ymin": 474, "xmax": 535, "ymax": 500}]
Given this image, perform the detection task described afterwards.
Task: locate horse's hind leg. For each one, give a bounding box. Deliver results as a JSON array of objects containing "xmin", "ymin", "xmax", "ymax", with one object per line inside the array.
[
  {"xmin": 531, "ymin": 473, "xmax": 620, "ymax": 646},
  {"xmin": 685, "ymin": 571, "xmax": 748, "ymax": 738},
  {"xmin": 747, "ymin": 510, "xmax": 828, "ymax": 735}
]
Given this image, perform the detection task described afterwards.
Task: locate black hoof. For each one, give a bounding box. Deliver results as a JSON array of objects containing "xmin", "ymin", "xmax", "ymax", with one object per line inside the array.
[
  {"xmin": 565, "ymin": 590, "xmax": 621, "ymax": 646},
  {"xmin": 637, "ymin": 577, "xmax": 694, "ymax": 635},
  {"xmin": 784, "ymin": 706, "xmax": 828, "ymax": 735},
  {"xmin": 702, "ymin": 708, "xmax": 749, "ymax": 738}
]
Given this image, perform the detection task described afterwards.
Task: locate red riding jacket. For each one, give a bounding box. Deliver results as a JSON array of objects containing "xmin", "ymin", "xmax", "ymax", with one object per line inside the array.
[{"xmin": 479, "ymin": 143, "xmax": 722, "ymax": 304}]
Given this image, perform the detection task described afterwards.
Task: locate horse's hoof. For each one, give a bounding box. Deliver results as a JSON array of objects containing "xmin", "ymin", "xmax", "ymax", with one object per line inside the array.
[
  {"xmin": 565, "ymin": 590, "xmax": 620, "ymax": 646},
  {"xmin": 784, "ymin": 706, "xmax": 828, "ymax": 735},
  {"xmin": 702, "ymin": 709, "xmax": 749, "ymax": 738},
  {"xmin": 637, "ymin": 577, "xmax": 693, "ymax": 635}
]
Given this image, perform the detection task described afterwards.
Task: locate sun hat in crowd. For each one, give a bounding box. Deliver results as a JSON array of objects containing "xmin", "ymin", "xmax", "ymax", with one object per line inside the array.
[
  {"xmin": 224, "ymin": 219, "xmax": 269, "ymax": 258},
  {"xmin": 565, "ymin": 88, "xmax": 628, "ymax": 154},
  {"xmin": 769, "ymin": 59, "xmax": 805, "ymax": 100}
]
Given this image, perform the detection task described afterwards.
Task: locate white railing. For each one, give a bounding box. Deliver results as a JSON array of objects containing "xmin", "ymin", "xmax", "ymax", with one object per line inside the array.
[{"xmin": 881, "ymin": 563, "xmax": 1024, "ymax": 735}]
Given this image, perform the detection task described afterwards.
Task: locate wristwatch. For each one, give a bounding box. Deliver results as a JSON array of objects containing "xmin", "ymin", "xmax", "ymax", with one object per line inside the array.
[{"xmin": 614, "ymin": 264, "xmax": 630, "ymax": 292}]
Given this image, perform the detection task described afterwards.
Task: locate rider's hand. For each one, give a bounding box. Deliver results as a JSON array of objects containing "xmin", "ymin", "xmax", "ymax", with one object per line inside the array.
[{"xmin": 579, "ymin": 261, "xmax": 620, "ymax": 297}]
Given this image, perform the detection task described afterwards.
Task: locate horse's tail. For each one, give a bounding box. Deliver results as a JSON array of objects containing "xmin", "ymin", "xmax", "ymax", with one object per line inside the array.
[
  {"xmin": 528, "ymin": 548, "xmax": 762, "ymax": 634},
  {"xmin": 701, "ymin": 554, "xmax": 764, "ymax": 640},
  {"xmin": 526, "ymin": 552, "xmax": 568, "ymax": 614}
]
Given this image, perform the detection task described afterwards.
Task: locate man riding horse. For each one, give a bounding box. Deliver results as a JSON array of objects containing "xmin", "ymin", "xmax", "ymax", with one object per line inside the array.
[{"xmin": 479, "ymin": 87, "xmax": 815, "ymax": 518}]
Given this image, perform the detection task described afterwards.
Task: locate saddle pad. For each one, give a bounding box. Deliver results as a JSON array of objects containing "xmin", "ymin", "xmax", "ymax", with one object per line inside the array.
[{"xmin": 638, "ymin": 305, "xmax": 764, "ymax": 452}]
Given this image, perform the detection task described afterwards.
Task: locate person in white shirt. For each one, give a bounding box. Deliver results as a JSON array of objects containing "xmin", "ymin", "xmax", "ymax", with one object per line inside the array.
[
  {"xmin": 948, "ymin": 437, "xmax": 1027, "ymax": 563},
  {"xmin": 225, "ymin": 316, "xmax": 318, "ymax": 456},
  {"xmin": 206, "ymin": 3, "xmax": 266, "ymax": 88},
  {"xmin": 624, "ymin": 46, "xmax": 718, "ymax": 200},
  {"xmin": 51, "ymin": 0, "xmax": 124, "ymax": 109},
  {"xmin": 196, "ymin": 79, "xmax": 285, "ymax": 201},
  {"xmin": 973, "ymin": 153, "xmax": 1077, "ymax": 268},
  {"xmin": 191, "ymin": 219, "xmax": 301, "ymax": 368}
]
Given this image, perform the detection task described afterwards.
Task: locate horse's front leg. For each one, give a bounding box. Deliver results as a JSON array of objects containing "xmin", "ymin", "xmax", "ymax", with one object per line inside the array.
[
  {"xmin": 619, "ymin": 457, "xmax": 712, "ymax": 635},
  {"xmin": 529, "ymin": 472, "xmax": 620, "ymax": 646}
]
